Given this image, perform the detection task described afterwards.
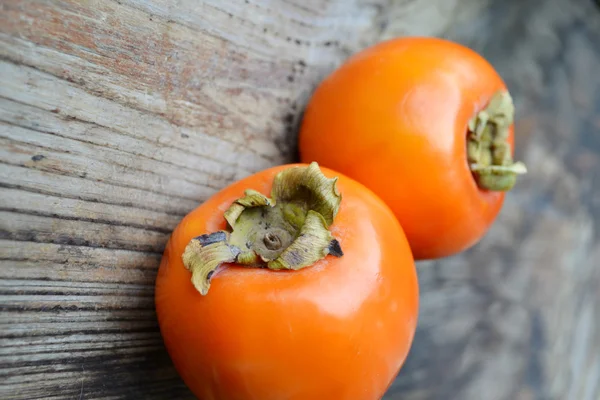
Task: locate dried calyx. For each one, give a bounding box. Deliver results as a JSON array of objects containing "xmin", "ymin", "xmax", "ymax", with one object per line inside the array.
[
  {"xmin": 182, "ymin": 162, "xmax": 343, "ymax": 295},
  {"xmin": 467, "ymin": 90, "xmax": 527, "ymax": 191}
]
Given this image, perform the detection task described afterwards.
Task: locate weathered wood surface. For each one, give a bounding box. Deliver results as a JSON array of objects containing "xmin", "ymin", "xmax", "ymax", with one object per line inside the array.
[{"xmin": 0, "ymin": 0, "xmax": 598, "ymax": 399}]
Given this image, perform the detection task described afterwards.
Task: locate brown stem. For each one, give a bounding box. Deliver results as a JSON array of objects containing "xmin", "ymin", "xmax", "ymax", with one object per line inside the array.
[{"xmin": 182, "ymin": 162, "xmax": 343, "ymax": 295}]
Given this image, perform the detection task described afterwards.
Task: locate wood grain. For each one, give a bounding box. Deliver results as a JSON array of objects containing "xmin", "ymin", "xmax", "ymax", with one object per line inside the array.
[{"xmin": 1, "ymin": 0, "xmax": 599, "ymax": 399}]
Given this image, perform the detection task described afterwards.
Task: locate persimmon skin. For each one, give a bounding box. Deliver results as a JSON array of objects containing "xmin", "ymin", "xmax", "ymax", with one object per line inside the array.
[
  {"xmin": 299, "ymin": 37, "xmax": 514, "ymax": 259},
  {"xmin": 155, "ymin": 164, "xmax": 419, "ymax": 400}
]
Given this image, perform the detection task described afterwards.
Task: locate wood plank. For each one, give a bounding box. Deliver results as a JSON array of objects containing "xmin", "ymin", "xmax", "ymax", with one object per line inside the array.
[
  {"xmin": 1, "ymin": 188, "xmax": 181, "ymax": 232},
  {"xmin": 0, "ymin": 60, "xmax": 264, "ymax": 174},
  {"xmin": 0, "ymin": 99, "xmax": 242, "ymax": 188},
  {"xmin": 0, "ymin": 162, "xmax": 197, "ymax": 215},
  {"xmin": 0, "ymin": 132, "xmax": 213, "ymax": 202}
]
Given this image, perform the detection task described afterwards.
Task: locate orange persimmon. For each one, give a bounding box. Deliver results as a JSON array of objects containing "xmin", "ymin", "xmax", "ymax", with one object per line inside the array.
[
  {"xmin": 155, "ymin": 163, "xmax": 419, "ymax": 400},
  {"xmin": 299, "ymin": 37, "xmax": 526, "ymax": 259}
]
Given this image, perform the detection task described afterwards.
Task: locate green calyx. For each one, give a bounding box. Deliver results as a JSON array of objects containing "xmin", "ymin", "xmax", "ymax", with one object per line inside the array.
[
  {"xmin": 467, "ymin": 90, "xmax": 527, "ymax": 191},
  {"xmin": 182, "ymin": 162, "xmax": 344, "ymax": 295}
]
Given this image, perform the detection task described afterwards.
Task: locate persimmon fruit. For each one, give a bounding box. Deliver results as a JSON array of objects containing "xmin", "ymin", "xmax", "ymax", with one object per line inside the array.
[
  {"xmin": 299, "ymin": 37, "xmax": 526, "ymax": 259},
  {"xmin": 155, "ymin": 163, "xmax": 419, "ymax": 400}
]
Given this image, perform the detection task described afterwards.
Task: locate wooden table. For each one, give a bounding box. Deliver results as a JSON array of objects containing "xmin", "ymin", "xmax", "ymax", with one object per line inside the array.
[{"xmin": 1, "ymin": 0, "xmax": 599, "ymax": 399}]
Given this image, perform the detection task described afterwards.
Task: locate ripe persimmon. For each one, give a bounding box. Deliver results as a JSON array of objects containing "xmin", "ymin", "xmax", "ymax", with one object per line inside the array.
[
  {"xmin": 155, "ymin": 163, "xmax": 419, "ymax": 400},
  {"xmin": 299, "ymin": 37, "xmax": 526, "ymax": 259}
]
